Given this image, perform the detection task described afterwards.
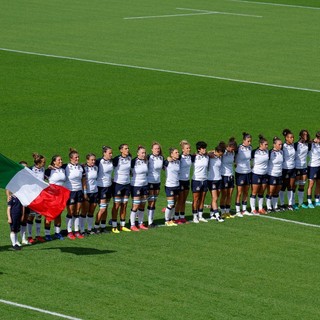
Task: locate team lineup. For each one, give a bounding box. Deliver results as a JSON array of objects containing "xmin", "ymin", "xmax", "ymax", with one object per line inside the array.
[{"xmin": 7, "ymin": 129, "xmax": 320, "ymax": 249}]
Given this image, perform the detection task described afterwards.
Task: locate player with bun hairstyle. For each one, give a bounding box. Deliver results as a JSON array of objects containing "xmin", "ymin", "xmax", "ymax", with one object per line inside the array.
[
  {"xmin": 163, "ymin": 147, "xmax": 180, "ymax": 226},
  {"xmin": 266, "ymin": 137, "xmax": 283, "ymax": 213},
  {"xmin": 191, "ymin": 141, "xmax": 209, "ymax": 223},
  {"xmin": 80, "ymin": 153, "xmax": 99, "ymax": 235},
  {"xmin": 129, "ymin": 146, "xmax": 149, "ymax": 231},
  {"xmin": 294, "ymin": 130, "xmax": 311, "ymax": 207},
  {"xmin": 234, "ymin": 132, "xmax": 252, "ymax": 217},
  {"xmin": 27, "ymin": 153, "xmax": 46, "ymax": 244},
  {"xmin": 174, "ymin": 140, "xmax": 192, "ymax": 224},
  {"xmin": 278, "ymin": 129, "xmax": 296, "ymax": 211},
  {"xmin": 250, "ymin": 135, "xmax": 269, "ymax": 214},
  {"xmin": 220, "ymin": 137, "xmax": 237, "ymax": 219},
  {"xmin": 147, "ymin": 142, "xmax": 164, "ymax": 228},
  {"xmin": 94, "ymin": 146, "xmax": 114, "ymax": 233},
  {"xmin": 302, "ymin": 132, "xmax": 320, "ymax": 209},
  {"xmin": 208, "ymin": 141, "xmax": 226, "ymax": 222},
  {"xmin": 63, "ymin": 148, "xmax": 85, "ymax": 240},
  {"xmin": 111, "ymin": 144, "xmax": 132, "ymax": 233},
  {"xmin": 44, "ymin": 155, "xmax": 66, "ymax": 240}
]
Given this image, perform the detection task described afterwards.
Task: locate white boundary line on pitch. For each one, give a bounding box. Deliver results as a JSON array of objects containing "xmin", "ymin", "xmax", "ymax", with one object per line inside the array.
[
  {"xmin": 0, "ymin": 299, "xmax": 83, "ymax": 320},
  {"xmin": 0, "ymin": 47, "xmax": 319, "ymax": 93},
  {"xmin": 228, "ymin": 0, "xmax": 320, "ymax": 11},
  {"xmin": 124, "ymin": 8, "xmax": 262, "ymax": 19}
]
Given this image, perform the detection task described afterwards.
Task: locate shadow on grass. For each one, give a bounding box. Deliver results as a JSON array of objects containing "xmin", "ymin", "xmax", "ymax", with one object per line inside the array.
[
  {"xmin": 0, "ymin": 245, "xmax": 14, "ymax": 252},
  {"xmin": 42, "ymin": 247, "xmax": 117, "ymax": 255}
]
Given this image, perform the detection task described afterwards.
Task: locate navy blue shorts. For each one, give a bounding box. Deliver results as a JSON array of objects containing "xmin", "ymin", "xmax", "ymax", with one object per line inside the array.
[
  {"xmin": 165, "ymin": 186, "xmax": 180, "ymax": 197},
  {"xmin": 282, "ymin": 168, "xmax": 296, "ymax": 179},
  {"xmin": 295, "ymin": 168, "xmax": 307, "ymax": 176},
  {"xmin": 113, "ymin": 183, "xmax": 130, "ymax": 197},
  {"xmin": 235, "ymin": 173, "xmax": 251, "ymax": 186},
  {"xmin": 67, "ymin": 190, "xmax": 84, "ymax": 205},
  {"xmin": 97, "ymin": 186, "xmax": 113, "ymax": 200},
  {"xmin": 148, "ymin": 183, "xmax": 161, "ymax": 191},
  {"xmin": 191, "ymin": 180, "xmax": 208, "ymax": 193},
  {"xmin": 208, "ymin": 180, "xmax": 222, "ymax": 191},
  {"xmin": 131, "ymin": 185, "xmax": 148, "ymax": 197},
  {"xmin": 10, "ymin": 212, "xmax": 22, "ymax": 233},
  {"xmin": 251, "ymin": 173, "xmax": 268, "ymax": 185},
  {"xmin": 179, "ymin": 180, "xmax": 190, "ymax": 191},
  {"xmin": 221, "ymin": 175, "xmax": 234, "ymax": 189},
  {"xmin": 268, "ymin": 175, "xmax": 283, "ymax": 186},
  {"xmin": 85, "ymin": 192, "xmax": 99, "ymax": 204},
  {"xmin": 308, "ymin": 166, "xmax": 320, "ymax": 180}
]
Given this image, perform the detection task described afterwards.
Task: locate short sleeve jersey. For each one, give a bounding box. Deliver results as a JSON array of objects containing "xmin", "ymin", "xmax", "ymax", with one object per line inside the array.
[
  {"xmin": 83, "ymin": 164, "xmax": 98, "ymax": 193},
  {"xmin": 163, "ymin": 159, "xmax": 180, "ymax": 188},
  {"xmin": 282, "ymin": 143, "xmax": 296, "ymax": 170},
  {"xmin": 207, "ymin": 155, "xmax": 222, "ymax": 181},
  {"xmin": 308, "ymin": 142, "xmax": 320, "ymax": 167},
  {"xmin": 113, "ymin": 155, "xmax": 131, "ymax": 185},
  {"xmin": 131, "ymin": 157, "xmax": 148, "ymax": 187},
  {"xmin": 147, "ymin": 154, "xmax": 164, "ymax": 184},
  {"xmin": 251, "ymin": 148, "xmax": 269, "ymax": 175},
  {"xmin": 191, "ymin": 154, "xmax": 209, "ymax": 181},
  {"xmin": 178, "ymin": 154, "xmax": 192, "ymax": 181},
  {"xmin": 63, "ymin": 163, "xmax": 85, "ymax": 191},
  {"xmin": 235, "ymin": 144, "xmax": 252, "ymax": 174},
  {"xmin": 44, "ymin": 167, "xmax": 66, "ymax": 186},
  {"xmin": 294, "ymin": 141, "xmax": 309, "ymax": 169},
  {"xmin": 30, "ymin": 166, "xmax": 45, "ymax": 181},
  {"xmin": 268, "ymin": 150, "xmax": 283, "ymax": 177},
  {"xmin": 221, "ymin": 150, "xmax": 235, "ymax": 176},
  {"xmin": 96, "ymin": 158, "xmax": 113, "ymax": 188}
]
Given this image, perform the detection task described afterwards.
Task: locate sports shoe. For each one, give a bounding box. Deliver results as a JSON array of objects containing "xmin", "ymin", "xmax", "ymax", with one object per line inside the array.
[
  {"xmin": 199, "ymin": 217, "xmax": 208, "ymax": 223},
  {"xmin": 22, "ymin": 239, "xmax": 30, "ymax": 245},
  {"xmin": 215, "ymin": 214, "xmax": 224, "ymax": 223},
  {"xmin": 251, "ymin": 210, "xmax": 259, "ymax": 215},
  {"xmin": 267, "ymin": 208, "xmax": 273, "ymax": 214},
  {"xmin": 279, "ymin": 205, "xmax": 286, "ymax": 212},
  {"xmin": 28, "ymin": 237, "xmax": 36, "ymax": 244},
  {"xmin": 74, "ymin": 232, "xmax": 84, "ymax": 239},
  {"xmin": 301, "ymin": 203, "xmax": 308, "ymax": 209},
  {"xmin": 12, "ymin": 244, "xmax": 22, "ymax": 251},
  {"xmin": 235, "ymin": 212, "xmax": 243, "ymax": 218},
  {"xmin": 165, "ymin": 221, "xmax": 178, "ymax": 227},
  {"xmin": 67, "ymin": 232, "xmax": 76, "ymax": 240},
  {"xmin": 148, "ymin": 223, "xmax": 158, "ymax": 228},
  {"xmin": 54, "ymin": 233, "xmax": 64, "ymax": 240},
  {"xmin": 308, "ymin": 203, "xmax": 315, "ymax": 209},
  {"xmin": 100, "ymin": 228, "xmax": 110, "ymax": 234},
  {"xmin": 193, "ymin": 217, "xmax": 199, "ymax": 223},
  {"xmin": 242, "ymin": 210, "xmax": 253, "ymax": 216},
  {"xmin": 316, "ymin": 201, "xmax": 320, "ymax": 207},
  {"xmin": 221, "ymin": 213, "xmax": 227, "ymax": 219},
  {"xmin": 258, "ymin": 208, "xmax": 267, "ymax": 215},
  {"xmin": 130, "ymin": 225, "xmax": 140, "ymax": 232},
  {"xmin": 179, "ymin": 218, "xmax": 189, "ymax": 224},
  {"xmin": 227, "ymin": 213, "xmax": 235, "ymax": 219},
  {"xmin": 120, "ymin": 226, "xmax": 131, "ymax": 232},
  {"xmin": 45, "ymin": 235, "xmax": 53, "ymax": 241},
  {"xmin": 292, "ymin": 204, "xmax": 299, "ymax": 210},
  {"xmin": 287, "ymin": 205, "xmax": 294, "ymax": 211},
  {"xmin": 274, "ymin": 208, "xmax": 281, "ymax": 212},
  {"xmin": 139, "ymin": 224, "xmax": 148, "ymax": 230},
  {"xmin": 112, "ymin": 227, "xmax": 120, "ymax": 234},
  {"xmin": 174, "ymin": 219, "xmax": 183, "ymax": 225},
  {"xmin": 36, "ymin": 236, "xmax": 46, "ymax": 243},
  {"xmin": 15, "ymin": 242, "xmax": 22, "ymax": 247}
]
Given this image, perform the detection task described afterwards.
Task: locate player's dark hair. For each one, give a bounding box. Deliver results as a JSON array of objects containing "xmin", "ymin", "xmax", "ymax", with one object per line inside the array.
[
  {"xmin": 119, "ymin": 144, "xmax": 128, "ymax": 151},
  {"xmin": 282, "ymin": 128, "xmax": 292, "ymax": 137},
  {"xmin": 258, "ymin": 134, "xmax": 268, "ymax": 144},
  {"xmin": 215, "ymin": 141, "xmax": 226, "ymax": 153},
  {"xmin": 102, "ymin": 146, "xmax": 112, "ymax": 153},
  {"xmin": 19, "ymin": 160, "xmax": 28, "ymax": 166},
  {"xmin": 299, "ymin": 130, "xmax": 310, "ymax": 143},
  {"xmin": 242, "ymin": 132, "xmax": 251, "ymax": 140},
  {"xmin": 227, "ymin": 137, "xmax": 237, "ymax": 149},
  {"xmin": 196, "ymin": 141, "xmax": 207, "ymax": 151},
  {"xmin": 86, "ymin": 153, "xmax": 96, "ymax": 160},
  {"xmin": 169, "ymin": 147, "xmax": 178, "ymax": 156},
  {"xmin": 32, "ymin": 153, "xmax": 45, "ymax": 165},
  {"xmin": 69, "ymin": 148, "xmax": 78, "ymax": 159},
  {"xmin": 316, "ymin": 131, "xmax": 320, "ymax": 139},
  {"xmin": 273, "ymin": 136, "xmax": 281, "ymax": 144},
  {"xmin": 137, "ymin": 145, "xmax": 145, "ymax": 152},
  {"xmin": 50, "ymin": 155, "xmax": 61, "ymax": 166}
]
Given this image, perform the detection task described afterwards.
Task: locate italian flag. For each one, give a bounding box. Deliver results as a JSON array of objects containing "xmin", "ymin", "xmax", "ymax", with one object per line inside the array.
[{"xmin": 0, "ymin": 153, "xmax": 70, "ymax": 221}]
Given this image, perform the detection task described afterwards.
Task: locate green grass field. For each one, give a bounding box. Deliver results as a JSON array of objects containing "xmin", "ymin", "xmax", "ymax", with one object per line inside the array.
[{"xmin": 1, "ymin": 0, "xmax": 320, "ymax": 319}]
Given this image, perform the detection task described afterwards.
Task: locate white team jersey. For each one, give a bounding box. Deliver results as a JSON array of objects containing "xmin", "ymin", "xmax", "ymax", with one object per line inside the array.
[
  {"xmin": 31, "ymin": 166, "xmax": 45, "ymax": 181},
  {"xmin": 207, "ymin": 155, "xmax": 222, "ymax": 181},
  {"xmin": 268, "ymin": 150, "xmax": 283, "ymax": 177},
  {"xmin": 45, "ymin": 168, "xmax": 66, "ymax": 186},
  {"xmin": 221, "ymin": 150, "xmax": 235, "ymax": 177},
  {"xmin": 164, "ymin": 160, "xmax": 180, "ymax": 187},
  {"xmin": 179, "ymin": 154, "xmax": 192, "ymax": 181},
  {"xmin": 252, "ymin": 149, "xmax": 269, "ymax": 175},
  {"xmin": 282, "ymin": 143, "xmax": 296, "ymax": 170},
  {"xmin": 131, "ymin": 158, "xmax": 148, "ymax": 187},
  {"xmin": 84, "ymin": 165, "xmax": 98, "ymax": 193},
  {"xmin": 64, "ymin": 163, "xmax": 84, "ymax": 191},
  {"xmin": 147, "ymin": 154, "xmax": 164, "ymax": 184},
  {"xmin": 235, "ymin": 145, "xmax": 252, "ymax": 174},
  {"xmin": 295, "ymin": 142, "xmax": 309, "ymax": 169},
  {"xmin": 113, "ymin": 155, "xmax": 131, "ymax": 185},
  {"xmin": 96, "ymin": 158, "xmax": 113, "ymax": 187},
  {"xmin": 308, "ymin": 142, "xmax": 320, "ymax": 167},
  {"xmin": 192, "ymin": 154, "xmax": 209, "ymax": 181}
]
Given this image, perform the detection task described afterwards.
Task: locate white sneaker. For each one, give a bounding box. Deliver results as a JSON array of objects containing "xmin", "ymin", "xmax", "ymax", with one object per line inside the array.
[
  {"xmin": 209, "ymin": 215, "xmax": 216, "ymax": 220},
  {"xmin": 193, "ymin": 217, "xmax": 199, "ymax": 224},
  {"xmin": 215, "ymin": 214, "xmax": 224, "ymax": 222},
  {"xmin": 199, "ymin": 217, "xmax": 208, "ymax": 223},
  {"xmin": 15, "ymin": 242, "xmax": 22, "ymax": 247},
  {"xmin": 242, "ymin": 210, "xmax": 254, "ymax": 216},
  {"xmin": 21, "ymin": 239, "xmax": 29, "ymax": 245},
  {"xmin": 235, "ymin": 212, "xmax": 243, "ymax": 218}
]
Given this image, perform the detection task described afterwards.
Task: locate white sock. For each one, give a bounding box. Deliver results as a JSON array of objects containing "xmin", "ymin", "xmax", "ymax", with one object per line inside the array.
[
  {"xmin": 266, "ymin": 197, "xmax": 272, "ymax": 209},
  {"xmin": 287, "ymin": 190, "xmax": 293, "ymax": 205},
  {"xmin": 279, "ymin": 191, "xmax": 285, "ymax": 206},
  {"xmin": 27, "ymin": 223, "xmax": 33, "ymax": 237},
  {"xmin": 165, "ymin": 208, "xmax": 171, "ymax": 221},
  {"xmin": 130, "ymin": 211, "xmax": 136, "ymax": 226},
  {"xmin": 170, "ymin": 209, "xmax": 175, "ymax": 220},
  {"xmin": 242, "ymin": 203, "xmax": 247, "ymax": 212},
  {"xmin": 235, "ymin": 204, "xmax": 241, "ymax": 213},
  {"xmin": 138, "ymin": 210, "xmax": 144, "ymax": 225},
  {"xmin": 66, "ymin": 217, "xmax": 72, "ymax": 233},
  {"xmin": 20, "ymin": 225, "xmax": 26, "ymax": 242},
  {"xmin": 87, "ymin": 217, "xmax": 93, "ymax": 230},
  {"xmin": 55, "ymin": 225, "xmax": 61, "ymax": 234},
  {"xmin": 45, "ymin": 229, "xmax": 50, "ymax": 236},
  {"xmin": 272, "ymin": 197, "xmax": 278, "ymax": 209},
  {"xmin": 36, "ymin": 222, "xmax": 41, "ymax": 237},
  {"xmin": 79, "ymin": 216, "xmax": 86, "ymax": 233},
  {"xmin": 193, "ymin": 213, "xmax": 198, "ymax": 220},
  {"xmin": 198, "ymin": 211, "xmax": 203, "ymax": 219},
  {"xmin": 250, "ymin": 197, "xmax": 256, "ymax": 211},
  {"xmin": 148, "ymin": 209, "xmax": 154, "ymax": 225},
  {"xmin": 298, "ymin": 191, "xmax": 304, "ymax": 205},
  {"xmin": 10, "ymin": 232, "xmax": 16, "ymax": 246},
  {"xmin": 258, "ymin": 196, "xmax": 264, "ymax": 210},
  {"xmin": 74, "ymin": 216, "xmax": 80, "ymax": 232},
  {"xmin": 308, "ymin": 198, "xmax": 312, "ymax": 204}
]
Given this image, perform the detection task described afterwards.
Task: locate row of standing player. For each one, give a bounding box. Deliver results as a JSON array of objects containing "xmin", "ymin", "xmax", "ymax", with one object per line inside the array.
[{"xmin": 7, "ymin": 129, "xmax": 320, "ymax": 247}]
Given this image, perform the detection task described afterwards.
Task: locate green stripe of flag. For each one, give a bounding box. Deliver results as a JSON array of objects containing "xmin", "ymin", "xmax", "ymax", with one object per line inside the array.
[{"xmin": 0, "ymin": 154, "xmax": 25, "ymax": 189}]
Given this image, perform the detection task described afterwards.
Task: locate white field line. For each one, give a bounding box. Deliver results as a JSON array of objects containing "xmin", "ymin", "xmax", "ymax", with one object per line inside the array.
[
  {"xmin": 0, "ymin": 48, "xmax": 319, "ymax": 93},
  {"xmin": 0, "ymin": 299, "xmax": 83, "ymax": 320},
  {"xmin": 124, "ymin": 8, "xmax": 262, "ymax": 19},
  {"xmin": 228, "ymin": 0, "xmax": 320, "ymax": 11}
]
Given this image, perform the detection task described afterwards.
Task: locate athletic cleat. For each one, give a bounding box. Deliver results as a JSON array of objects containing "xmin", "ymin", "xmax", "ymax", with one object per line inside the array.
[
  {"xmin": 165, "ymin": 221, "xmax": 178, "ymax": 227},
  {"xmin": 67, "ymin": 232, "xmax": 76, "ymax": 240},
  {"xmin": 45, "ymin": 235, "xmax": 53, "ymax": 241},
  {"xmin": 215, "ymin": 214, "xmax": 224, "ymax": 223},
  {"xmin": 120, "ymin": 226, "xmax": 131, "ymax": 232},
  {"xmin": 251, "ymin": 210, "xmax": 259, "ymax": 215},
  {"xmin": 279, "ymin": 205, "xmax": 286, "ymax": 212},
  {"xmin": 139, "ymin": 224, "xmax": 148, "ymax": 230},
  {"xmin": 100, "ymin": 228, "xmax": 110, "ymax": 234},
  {"xmin": 12, "ymin": 244, "xmax": 22, "ymax": 251},
  {"xmin": 174, "ymin": 219, "xmax": 183, "ymax": 225},
  {"xmin": 258, "ymin": 208, "xmax": 267, "ymax": 215},
  {"xmin": 36, "ymin": 236, "xmax": 46, "ymax": 243},
  {"xmin": 308, "ymin": 203, "xmax": 315, "ymax": 209},
  {"xmin": 316, "ymin": 202, "xmax": 320, "ymax": 207},
  {"xmin": 130, "ymin": 225, "xmax": 140, "ymax": 232},
  {"xmin": 199, "ymin": 217, "xmax": 208, "ymax": 223},
  {"xmin": 227, "ymin": 213, "xmax": 235, "ymax": 219},
  {"xmin": 301, "ymin": 203, "xmax": 308, "ymax": 209},
  {"xmin": 179, "ymin": 218, "xmax": 189, "ymax": 224},
  {"xmin": 112, "ymin": 227, "xmax": 120, "ymax": 234},
  {"xmin": 235, "ymin": 212, "xmax": 243, "ymax": 218},
  {"xmin": 267, "ymin": 208, "xmax": 273, "ymax": 214},
  {"xmin": 148, "ymin": 223, "xmax": 158, "ymax": 228},
  {"xmin": 242, "ymin": 210, "xmax": 254, "ymax": 216},
  {"xmin": 274, "ymin": 208, "xmax": 281, "ymax": 212},
  {"xmin": 287, "ymin": 205, "xmax": 294, "ymax": 211},
  {"xmin": 193, "ymin": 217, "xmax": 199, "ymax": 223},
  {"xmin": 15, "ymin": 242, "xmax": 22, "ymax": 247},
  {"xmin": 74, "ymin": 232, "xmax": 84, "ymax": 239},
  {"xmin": 292, "ymin": 204, "xmax": 299, "ymax": 210},
  {"xmin": 28, "ymin": 237, "xmax": 36, "ymax": 244},
  {"xmin": 22, "ymin": 239, "xmax": 30, "ymax": 245},
  {"xmin": 54, "ymin": 233, "xmax": 64, "ymax": 240},
  {"xmin": 221, "ymin": 213, "xmax": 227, "ymax": 219}
]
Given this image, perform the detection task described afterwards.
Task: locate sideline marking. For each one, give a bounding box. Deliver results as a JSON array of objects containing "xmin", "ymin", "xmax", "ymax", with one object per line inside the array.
[
  {"xmin": 0, "ymin": 299, "xmax": 83, "ymax": 320},
  {"xmin": 0, "ymin": 47, "xmax": 319, "ymax": 93},
  {"xmin": 228, "ymin": 0, "xmax": 320, "ymax": 11}
]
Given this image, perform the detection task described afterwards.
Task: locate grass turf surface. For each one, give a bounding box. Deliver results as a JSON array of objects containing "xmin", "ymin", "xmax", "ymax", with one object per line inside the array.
[{"xmin": 1, "ymin": 0, "xmax": 320, "ymax": 319}]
